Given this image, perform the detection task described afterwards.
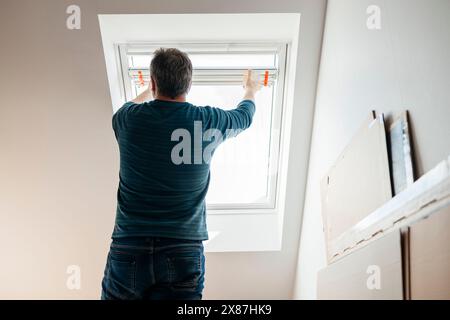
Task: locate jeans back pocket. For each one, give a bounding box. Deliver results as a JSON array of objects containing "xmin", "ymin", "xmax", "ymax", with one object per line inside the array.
[
  {"xmin": 167, "ymin": 252, "xmax": 203, "ymax": 292},
  {"xmin": 105, "ymin": 250, "xmax": 137, "ymax": 298}
]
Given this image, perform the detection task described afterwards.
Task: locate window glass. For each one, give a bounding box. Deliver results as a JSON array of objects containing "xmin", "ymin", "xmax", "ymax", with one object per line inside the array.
[{"xmin": 188, "ymin": 85, "xmax": 274, "ymax": 205}]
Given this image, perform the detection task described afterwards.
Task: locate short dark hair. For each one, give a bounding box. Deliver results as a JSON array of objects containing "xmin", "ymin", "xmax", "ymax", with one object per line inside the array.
[{"xmin": 150, "ymin": 48, "xmax": 193, "ymax": 99}]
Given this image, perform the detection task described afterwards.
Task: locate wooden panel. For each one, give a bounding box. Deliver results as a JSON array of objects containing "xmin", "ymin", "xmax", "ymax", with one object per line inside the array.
[
  {"xmin": 317, "ymin": 230, "xmax": 403, "ymax": 300},
  {"xmin": 409, "ymin": 204, "xmax": 450, "ymax": 300},
  {"xmin": 322, "ymin": 112, "xmax": 392, "ymax": 260},
  {"xmin": 388, "ymin": 111, "xmax": 415, "ymax": 196}
]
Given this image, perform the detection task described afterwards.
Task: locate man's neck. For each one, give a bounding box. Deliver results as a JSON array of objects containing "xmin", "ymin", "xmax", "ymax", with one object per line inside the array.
[{"xmin": 155, "ymin": 94, "xmax": 187, "ymax": 103}]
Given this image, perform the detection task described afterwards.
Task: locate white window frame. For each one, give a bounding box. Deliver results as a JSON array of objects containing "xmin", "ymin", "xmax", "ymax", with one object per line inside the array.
[{"xmin": 116, "ymin": 42, "xmax": 288, "ymax": 215}]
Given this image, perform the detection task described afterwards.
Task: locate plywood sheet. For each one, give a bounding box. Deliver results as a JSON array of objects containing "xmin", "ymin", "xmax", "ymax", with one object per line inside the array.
[
  {"xmin": 409, "ymin": 204, "xmax": 450, "ymax": 300},
  {"xmin": 388, "ymin": 111, "xmax": 415, "ymax": 195},
  {"xmin": 321, "ymin": 112, "xmax": 392, "ymax": 260},
  {"xmin": 317, "ymin": 230, "xmax": 403, "ymax": 300}
]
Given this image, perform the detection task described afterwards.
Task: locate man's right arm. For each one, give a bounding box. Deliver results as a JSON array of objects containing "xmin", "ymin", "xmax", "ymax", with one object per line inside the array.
[{"xmin": 203, "ymin": 70, "xmax": 261, "ymax": 134}]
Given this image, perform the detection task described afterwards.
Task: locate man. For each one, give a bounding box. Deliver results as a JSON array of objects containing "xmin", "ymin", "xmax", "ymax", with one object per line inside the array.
[{"xmin": 101, "ymin": 48, "xmax": 261, "ymax": 300}]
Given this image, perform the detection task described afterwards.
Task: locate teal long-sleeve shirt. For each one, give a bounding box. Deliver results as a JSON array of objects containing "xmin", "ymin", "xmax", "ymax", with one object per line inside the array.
[{"xmin": 111, "ymin": 99, "xmax": 255, "ymax": 240}]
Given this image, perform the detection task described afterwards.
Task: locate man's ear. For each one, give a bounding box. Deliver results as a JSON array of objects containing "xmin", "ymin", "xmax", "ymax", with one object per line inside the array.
[{"xmin": 150, "ymin": 76, "xmax": 156, "ymax": 94}]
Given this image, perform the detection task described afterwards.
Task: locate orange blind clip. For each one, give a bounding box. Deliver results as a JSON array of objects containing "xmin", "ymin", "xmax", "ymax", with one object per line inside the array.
[
  {"xmin": 263, "ymin": 70, "xmax": 269, "ymax": 87},
  {"xmin": 138, "ymin": 71, "xmax": 145, "ymax": 87}
]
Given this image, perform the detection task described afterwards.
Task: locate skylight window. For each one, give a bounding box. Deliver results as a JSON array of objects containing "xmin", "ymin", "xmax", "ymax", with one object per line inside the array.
[{"xmin": 117, "ymin": 43, "xmax": 287, "ymax": 211}]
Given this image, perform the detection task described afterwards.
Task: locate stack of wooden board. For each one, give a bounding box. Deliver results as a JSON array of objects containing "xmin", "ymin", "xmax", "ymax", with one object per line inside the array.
[{"xmin": 318, "ymin": 111, "xmax": 450, "ymax": 299}]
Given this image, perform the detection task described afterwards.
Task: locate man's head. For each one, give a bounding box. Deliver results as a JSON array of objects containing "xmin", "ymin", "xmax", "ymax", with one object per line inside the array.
[{"xmin": 150, "ymin": 48, "xmax": 193, "ymax": 100}]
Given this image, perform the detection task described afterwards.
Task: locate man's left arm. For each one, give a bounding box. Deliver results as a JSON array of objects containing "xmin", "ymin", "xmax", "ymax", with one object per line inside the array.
[{"xmin": 112, "ymin": 88, "xmax": 149, "ymax": 133}]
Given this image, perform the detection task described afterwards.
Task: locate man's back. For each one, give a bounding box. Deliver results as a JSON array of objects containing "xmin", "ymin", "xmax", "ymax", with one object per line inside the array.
[{"xmin": 112, "ymin": 99, "xmax": 255, "ymax": 241}]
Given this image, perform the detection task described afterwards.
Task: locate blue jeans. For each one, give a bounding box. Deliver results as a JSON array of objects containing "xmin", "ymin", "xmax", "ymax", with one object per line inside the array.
[{"xmin": 101, "ymin": 236, "xmax": 205, "ymax": 300}]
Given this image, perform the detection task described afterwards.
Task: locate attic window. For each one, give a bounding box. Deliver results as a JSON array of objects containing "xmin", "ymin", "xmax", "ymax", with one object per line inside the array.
[{"xmin": 117, "ymin": 43, "xmax": 287, "ymax": 212}]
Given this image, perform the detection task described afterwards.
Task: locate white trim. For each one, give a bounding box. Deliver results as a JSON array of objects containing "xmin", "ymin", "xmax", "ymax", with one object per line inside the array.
[
  {"xmin": 123, "ymin": 41, "xmax": 286, "ymax": 54},
  {"xmin": 117, "ymin": 44, "xmax": 131, "ymax": 105}
]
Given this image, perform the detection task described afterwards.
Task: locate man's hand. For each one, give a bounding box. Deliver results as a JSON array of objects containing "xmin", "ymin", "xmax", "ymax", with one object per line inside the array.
[{"xmin": 242, "ymin": 69, "xmax": 262, "ymax": 102}]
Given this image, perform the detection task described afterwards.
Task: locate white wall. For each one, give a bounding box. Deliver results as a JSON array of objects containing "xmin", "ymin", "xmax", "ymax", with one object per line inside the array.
[
  {"xmin": 294, "ymin": 0, "xmax": 450, "ymax": 299},
  {"xmin": 0, "ymin": 0, "xmax": 326, "ymax": 299}
]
